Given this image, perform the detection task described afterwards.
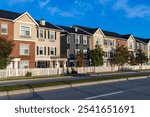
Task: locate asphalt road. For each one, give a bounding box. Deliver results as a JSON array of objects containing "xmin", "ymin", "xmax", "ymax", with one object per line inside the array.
[
  {"xmin": 0, "ymin": 70, "xmax": 150, "ymax": 86},
  {"xmin": 0, "ymin": 77, "xmax": 150, "ymax": 100}
]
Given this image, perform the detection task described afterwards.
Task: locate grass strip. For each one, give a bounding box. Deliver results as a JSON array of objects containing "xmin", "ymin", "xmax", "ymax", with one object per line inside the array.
[{"xmin": 0, "ymin": 73, "xmax": 149, "ymax": 92}]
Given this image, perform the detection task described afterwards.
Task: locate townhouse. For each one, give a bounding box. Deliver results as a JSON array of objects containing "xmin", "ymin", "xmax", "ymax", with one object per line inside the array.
[
  {"xmin": 0, "ymin": 10, "xmax": 37, "ymax": 69},
  {"xmin": 0, "ymin": 9, "xmax": 65, "ymax": 69},
  {"xmin": 36, "ymin": 20, "xmax": 66, "ymax": 68},
  {"xmin": 1, "ymin": 9, "xmax": 150, "ymax": 69},
  {"xmin": 57, "ymin": 25, "xmax": 91, "ymax": 67}
]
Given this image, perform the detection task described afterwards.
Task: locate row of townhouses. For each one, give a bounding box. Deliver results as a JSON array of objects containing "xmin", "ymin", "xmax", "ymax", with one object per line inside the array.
[{"xmin": 0, "ymin": 9, "xmax": 150, "ymax": 69}]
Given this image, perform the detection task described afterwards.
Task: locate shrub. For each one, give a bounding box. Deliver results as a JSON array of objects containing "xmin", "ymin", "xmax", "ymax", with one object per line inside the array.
[
  {"xmin": 71, "ymin": 68, "xmax": 77, "ymax": 74},
  {"xmin": 25, "ymin": 72, "xmax": 32, "ymax": 77}
]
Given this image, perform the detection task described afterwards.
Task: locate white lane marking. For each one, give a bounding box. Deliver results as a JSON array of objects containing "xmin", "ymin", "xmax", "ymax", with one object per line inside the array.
[{"xmin": 85, "ymin": 91, "xmax": 124, "ymax": 100}]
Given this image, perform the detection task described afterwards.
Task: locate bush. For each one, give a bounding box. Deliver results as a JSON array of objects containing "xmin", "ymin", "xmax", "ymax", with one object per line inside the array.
[
  {"xmin": 25, "ymin": 72, "xmax": 32, "ymax": 77},
  {"xmin": 71, "ymin": 68, "xmax": 77, "ymax": 74}
]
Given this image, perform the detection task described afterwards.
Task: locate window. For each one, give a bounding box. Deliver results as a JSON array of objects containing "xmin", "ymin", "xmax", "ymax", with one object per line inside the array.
[
  {"xmin": 104, "ymin": 52, "xmax": 108, "ymax": 58},
  {"xmin": 67, "ymin": 49, "xmax": 70, "ymax": 57},
  {"xmin": 96, "ymin": 37, "xmax": 101, "ymax": 45},
  {"xmin": 104, "ymin": 39, "xmax": 108, "ymax": 46},
  {"xmin": 20, "ymin": 25, "xmax": 30, "ymax": 36},
  {"xmin": 19, "ymin": 61, "xmax": 29, "ymax": 69},
  {"xmin": 110, "ymin": 51, "xmax": 114, "ymax": 58},
  {"xmin": 20, "ymin": 44, "xmax": 29, "ymax": 55},
  {"xmin": 75, "ymin": 49, "xmax": 80, "ymax": 55},
  {"xmin": 67, "ymin": 36, "xmax": 70, "ymax": 44},
  {"xmin": 83, "ymin": 49, "xmax": 88, "ymax": 58},
  {"xmin": 75, "ymin": 35, "xmax": 80, "ymax": 44},
  {"xmin": 118, "ymin": 41, "xmax": 120, "ymax": 47},
  {"xmin": 1, "ymin": 24, "xmax": 8, "ymax": 35},
  {"xmin": 83, "ymin": 36, "xmax": 87, "ymax": 45},
  {"xmin": 39, "ymin": 29, "xmax": 44, "ymax": 38},
  {"xmin": 50, "ymin": 30, "xmax": 55, "ymax": 40},
  {"xmin": 39, "ymin": 46, "xmax": 44, "ymax": 55},
  {"xmin": 129, "ymin": 42, "xmax": 133, "ymax": 49},
  {"xmin": 50, "ymin": 47, "xmax": 56, "ymax": 56},
  {"xmin": 110, "ymin": 40, "xmax": 114, "ymax": 46}
]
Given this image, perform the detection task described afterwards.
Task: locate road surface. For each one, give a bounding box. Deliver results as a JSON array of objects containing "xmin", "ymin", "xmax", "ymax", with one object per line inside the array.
[{"xmin": 0, "ymin": 77, "xmax": 150, "ymax": 100}]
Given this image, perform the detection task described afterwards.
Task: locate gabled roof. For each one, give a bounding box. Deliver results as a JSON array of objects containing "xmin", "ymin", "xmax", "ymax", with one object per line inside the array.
[
  {"xmin": 121, "ymin": 34, "xmax": 132, "ymax": 39},
  {"xmin": 57, "ymin": 25, "xmax": 91, "ymax": 35},
  {"xmin": 102, "ymin": 30, "xmax": 123, "ymax": 39},
  {"xmin": 73, "ymin": 25, "xmax": 99, "ymax": 34},
  {"xmin": 0, "ymin": 9, "xmax": 21, "ymax": 20},
  {"xmin": 36, "ymin": 20, "xmax": 60, "ymax": 30},
  {"xmin": 135, "ymin": 37, "xmax": 150, "ymax": 44}
]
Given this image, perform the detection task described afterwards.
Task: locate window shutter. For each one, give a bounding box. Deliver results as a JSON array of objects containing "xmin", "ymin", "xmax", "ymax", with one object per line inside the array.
[
  {"xmin": 48, "ymin": 31, "xmax": 50, "ymax": 39},
  {"xmin": 55, "ymin": 32, "xmax": 56, "ymax": 40},
  {"xmin": 48, "ymin": 47, "xmax": 50, "ymax": 55},
  {"xmin": 37, "ymin": 30, "xmax": 39, "ymax": 38},
  {"xmin": 37, "ymin": 46, "xmax": 39, "ymax": 55},
  {"xmin": 45, "ymin": 30, "xmax": 46, "ymax": 39},
  {"xmin": 44, "ymin": 47, "xmax": 46, "ymax": 55},
  {"xmin": 55, "ymin": 47, "xmax": 56, "ymax": 56}
]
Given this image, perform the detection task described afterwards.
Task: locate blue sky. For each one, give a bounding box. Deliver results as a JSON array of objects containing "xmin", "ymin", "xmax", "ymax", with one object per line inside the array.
[{"xmin": 0, "ymin": 0, "xmax": 150, "ymax": 38}]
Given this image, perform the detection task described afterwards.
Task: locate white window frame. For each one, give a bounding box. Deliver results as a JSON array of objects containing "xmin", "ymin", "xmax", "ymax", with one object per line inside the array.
[
  {"xmin": 19, "ymin": 61, "xmax": 29, "ymax": 69},
  {"xmin": 96, "ymin": 37, "xmax": 101, "ymax": 45},
  {"xmin": 67, "ymin": 49, "xmax": 70, "ymax": 57},
  {"xmin": 75, "ymin": 49, "xmax": 80, "ymax": 55},
  {"xmin": 104, "ymin": 39, "xmax": 108, "ymax": 46},
  {"xmin": 83, "ymin": 36, "xmax": 87, "ymax": 45},
  {"xmin": 129, "ymin": 42, "xmax": 133, "ymax": 49},
  {"xmin": 67, "ymin": 36, "xmax": 70, "ymax": 44},
  {"xmin": 39, "ymin": 46, "xmax": 44, "ymax": 56},
  {"xmin": 20, "ymin": 25, "xmax": 31, "ymax": 37},
  {"xmin": 50, "ymin": 30, "xmax": 55, "ymax": 40},
  {"xmin": 1, "ymin": 23, "xmax": 8, "ymax": 35},
  {"xmin": 39, "ymin": 29, "xmax": 44, "ymax": 38},
  {"xmin": 83, "ymin": 49, "xmax": 88, "ymax": 58},
  {"xmin": 20, "ymin": 44, "xmax": 29, "ymax": 55},
  {"xmin": 50, "ymin": 46, "xmax": 56, "ymax": 56},
  {"xmin": 75, "ymin": 35, "xmax": 80, "ymax": 44}
]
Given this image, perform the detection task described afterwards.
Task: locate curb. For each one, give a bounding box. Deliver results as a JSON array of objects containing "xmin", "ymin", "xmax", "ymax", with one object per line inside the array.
[{"xmin": 0, "ymin": 76, "xmax": 148, "ymax": 97}]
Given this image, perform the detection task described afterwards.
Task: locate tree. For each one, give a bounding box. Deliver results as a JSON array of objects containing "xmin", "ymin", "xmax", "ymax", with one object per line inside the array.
[
  {"xmin": 113, "ymin": 46, "xmax": 129, "ymax": 66},
  {"xmin": 0, "ymin": 37, "xmax": 14, "ymax": 69},
  {"xmin": 128, "ymin": 51, "xmax": 136, "ymax": 65},
  {"xmin": 76, "ymin": 51, "xmax": 84, "ymax": 67},
  {"xmin": 135, "ymin": 49, "xmax": 148, "ymax": 65},
  {"xmin": 90, "ymin": 45, "xmax": 104, "ymax": 66}
]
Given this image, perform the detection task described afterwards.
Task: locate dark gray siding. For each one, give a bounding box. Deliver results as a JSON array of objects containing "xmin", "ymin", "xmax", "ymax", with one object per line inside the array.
[{"xmin": 60, "ymin": 34, "xmax": 70, "ymax": 58}]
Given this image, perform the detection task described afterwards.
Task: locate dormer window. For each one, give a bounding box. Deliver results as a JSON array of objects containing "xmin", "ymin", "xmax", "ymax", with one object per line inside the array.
[{"xmin": 129, "ymin": 42, "xmax": 133, "ymax": 49}]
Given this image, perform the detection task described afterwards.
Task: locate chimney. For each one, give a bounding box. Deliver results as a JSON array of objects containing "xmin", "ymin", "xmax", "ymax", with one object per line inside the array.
[
  {"xmin": 39, "ymin": 19, "xmax": 45, "ymax": 26},
  {"xmin": 75, "ymin": 27, "xmax": 78, "ymax": 32}
]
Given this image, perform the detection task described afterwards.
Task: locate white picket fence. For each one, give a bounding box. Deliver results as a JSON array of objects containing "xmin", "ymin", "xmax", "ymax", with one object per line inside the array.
[{"xmin": 0, "ymin": 65, "xmax": 150, "ymax": 78}]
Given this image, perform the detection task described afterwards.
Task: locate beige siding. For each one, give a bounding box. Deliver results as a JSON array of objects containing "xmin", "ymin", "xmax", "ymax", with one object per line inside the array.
[{"xmin": 14, "ymin": 14, "xmax": 37, "ymax": 42}]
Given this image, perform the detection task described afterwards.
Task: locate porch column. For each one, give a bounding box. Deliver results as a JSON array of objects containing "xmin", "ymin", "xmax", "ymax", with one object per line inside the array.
[{"xmin": 14, "ymin": 58, "xmax": 20, "ymax": 69}]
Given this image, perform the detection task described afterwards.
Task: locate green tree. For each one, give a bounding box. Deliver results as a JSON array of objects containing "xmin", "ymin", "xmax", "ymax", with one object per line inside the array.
[
  {"xmin": 113, "ymin": 46, "xmax": 129, "ymax": 66},
  {"xmin": 135, "ymin": 49, "xmax": 148, "ymax": 65},
  {"xmin": 76, "ymin": 51, "xmax": 84, "ymax": 67},
  {"xmin": 128, "ymin": 52, "xmax": 136, "ymax": 65},
  {"xmin": 90, "ymin": 45, "xmax": 104, "ymax": 66},
  {"xmin": 0, "ymin": 37, "xmax": 14, "ymax": 69}
]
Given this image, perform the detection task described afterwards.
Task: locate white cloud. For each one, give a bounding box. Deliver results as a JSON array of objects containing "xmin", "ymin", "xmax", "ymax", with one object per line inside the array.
[
  {"xmin": 113, "ymin": 0, "xmax": 150, "ymax": 18},
  {"xmin": 47, "ymin": 7, "xmax": 60, "ymax": 15},
  {"xmin": 60, "ymin": 12, "xmax": 75, "ymax": 18},
  {"xmin": 39, "ymin": 0, "xmax": 51, "ymax": 8}
]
